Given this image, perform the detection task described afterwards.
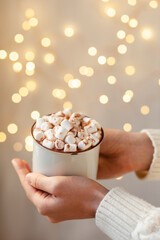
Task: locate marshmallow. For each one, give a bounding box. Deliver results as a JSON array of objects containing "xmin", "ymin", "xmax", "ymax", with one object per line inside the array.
[
  {"xmin": 75, "ymin": 137, "xmax": 81, "ymax": 144},
  {"xmin": 42, "ymin": 115, "xmax": 50, "ymax": 122},
  {"xmin": 70, "ymin": 128, "xmax": 78, "ymax": 137},
  {"xmin": 78, "ymin": 130, "xmax": 88, "ymax": 139},
  {"xmin": 55, "ymin": 126, "xmax": 68, "ymax": 140},
  {"xmin": 78, "ymin": 139, "xmax": 92, "ymax": 150},
  {"xmin": 93, "ymin": 131, "xmax": 102, "ymax": 140},
  {"xmin": 36, "ymin": 118, "xmax": 45, "ymax": 128},
  {"xmin": 65, "ymin": 135, "xmax": 76, "ymax": 144},
  {"xmin": 33, "ymin": 129, "xmax": 45, "ymax": 141},
  {"xmin": 55, "ymin": 111, "xmax": 65, "ymax": 117},
  {"xmin": 55, "ymin": 139, "xmax": 64, "ymax": 150},
  {"xmin": 69, "ymin": 118, "xmax": 80, "ymax": 128},
  {"xmin": 82, "ymin": 117, "xmax": 91, "ymax": 127},
  {"xmin": 44, "ymin": 129, "xmax": 56, "ymax": 141},
  {"xmin": 61, "ymin": 119, "xmax": 72, "ymax": 131},
  {"xmin": 49, "ymin": 116, "xmax": 64, "ymax": 126},
  {"xmin": 70, "ymin": 112, "xmax": 84, "ymax": 120},
  {"xmin": 88, "ymin": 134, "xmax": 100, "ymax": 146},
  {"xmin": 84, "ymin": 123, "xmax": 97, "ymax": 134},
  {"xmin": 91, "ymin": 120, "xmax": 101, "ymax": 130},
  {"xmin": 42, "ymin": 139, "xmax": 55, "ymax": 149},
  {"xmin": 41, "ymin": 122, "xmax": 53, "ymax": 131},
  {"xmin": 64, "ymin": 144, "xmax": 77, "ymax": 152},
  {"xmin": 63, "ymin": 108, "xmax": 72, "ymax": 118}
]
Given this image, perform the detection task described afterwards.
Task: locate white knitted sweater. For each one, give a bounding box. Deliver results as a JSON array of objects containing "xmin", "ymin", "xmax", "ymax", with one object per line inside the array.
[{"xmin": 95, "ymin": 129, "xmax": 160, "ymax": 240}]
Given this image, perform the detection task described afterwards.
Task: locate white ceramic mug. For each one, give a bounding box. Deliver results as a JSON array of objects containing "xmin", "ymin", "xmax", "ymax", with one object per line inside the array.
[{"xmin": 31, "ymin": 123, "xmax": 104, "ymax": 180}]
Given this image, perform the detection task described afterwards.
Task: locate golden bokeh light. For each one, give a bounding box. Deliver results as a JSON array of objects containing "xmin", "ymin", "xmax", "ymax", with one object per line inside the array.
[
  {"xmin": 102, "ymin": 0, "xmax": 109, "ymax": 2},
  {"xmin": 26, "ymin": 80, "xmax": 37, "ymax": 91},
  {"xmin": 0, "ymin": 50, "xmax": 7, "ymax": 59},
  {"xmin": 9, "ymin": 52, "xmax": 19, "ymax": 61},
  {"xmin": 12, "ymin": 93, "xmax": 22, "ymax": 103},
  {"xmin": 22, "ymin": 21, "xmax": 31, "ymax": 31},
  {"xmin": 26, "ymin": 62, "xmax": 35, "ymax": 71},
  {"xmin": 31, "ymin": 111, "xmax": 40, "ymax": 120},
  {"xmin": 52, "ymin": 89, "xmax": 66, "ymax": 99},
  {"xmin": 79, "ymin": 66, "xmax": 88, "ymax": 75},
  {"xmin": 99, "ymin": 95, "xmax": 109, "ymax": 104},
  {"xmin": 7, "ymin": 123, "xmax": 18, "ymax": 134},
  {"xmin": 141, "ymin": 29, "xmax": 153, "ymax": 40},
  {"xmin": 117, "ymin": 30, "xmax": 126, "ymax": 39},
  {"xmin": 125, "ymin": 90, "xmax": 134, "ymax": 98},
  {"xmin": 63, "ymin": 101, "xmax": 73, "ymax": 109},
  {"xmin": 107, "ymin": 75, "xmax": 117, "ymax": 85},
  {"xmin": 25, "ymin": 144, "xmax": 33, "ymax": 152},
  {"xmin": 88, "ymin": 47, "xmax": 97, "ymax": 56},
  {"xmin": 117, "ymin": 44, "xmax": 127, "ymax": 54},
  {"xmin": 14, "ymin": 34, "xmax": 24, "ymax": 43},
  {"xmin": 13, "ymin": 62, "xmax": 22, "ymax": 72},
  {"xmin": 68, "ymin": 79, "xmax": 81, "ymax": 88},
  {"xmin": 86, "ymin": 67, "xmax": 94, "ymax": 77},
  {"xmin": 149, "ymin": 0, "xmax": 158, "ymax": 8},
  {"xmin": 19, "ymin": 87, "xmax": 29, "ymax": 97},
  {"xmin": 25, "ymin": 51, "xmax": 35, "ymax": 61},
  {"xmin": 141, "ymin": 105, "xmax": 150, "ymax": 115},
  {"xmin": 121, "ymin": 15, "xmax": 129, "ymax": 23},
  {"xmin": 64, "ymin": 73, "xmax": 74, "ymax": 83},
  {"xmin": 123, "ymin": 123, "xmax": 132, "ymax": 132},
  {"xmin": 64, "ymin": 27, "xmax": 74, "ymax": 37},
  {"xmin": 25, "ymin": 69, "xmax": 35, "ymax": 76},
  {"xmin": 25, "ymin": 136, "xmax": 33, "ymax": 146},
  {"xmin": 98, "ymin": 56, "xmax": 106, "ymax": 65},
  {"xmin": 123, "ymin": 94, "xmax": 132, "ymax": 103},
  {"xmin": 44, "ymin": 53, "xmax": 55, "ymax": 64},
  {"xmin": 105, "ymin": 7, "xmax": 116, "ymax": 17},
  {"xmin": 129, "ymin": 19, "xmax": 138, "ymax": 28},
  {"xmin": 126, "ymin": 34, "xmax": 135, "ymax": 44},
  {"xmin": 29, "ymin": 17, "xmax": 38, "ymax": 27},
  {"xmin": 41, "ymin": 37, "xmax": 51, "ymax": 47},
  {"xmin": 25, "ymin": 8, "xmax": 35, "ymax": 18},
  {"xmin": 125, "ymin": 65, "xmax": 135, "ymax": 76},
  {"xmin": 13, "ymin": 142, "xmax": 23, "ymax": 152},
  {"xmin": 107, "ymin": 57, "xmax": 116, "ymax": 66},
  {"xmin": 128, "ymin": 0, "xmax": 136, "ymax": 6},
  {"xmin": 0, "ymin": 132, "xmax": 7, "ymax": 143}
]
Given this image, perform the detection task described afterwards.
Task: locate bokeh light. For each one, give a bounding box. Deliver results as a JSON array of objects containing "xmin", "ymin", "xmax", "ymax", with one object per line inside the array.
[
  {"xmin": 52, "ymin": 89, "xmax": 66, "ymax": 99},
  {"xmin": 25, "ymin": 136, "xmax": 33, "ymax": 146},
  {"xmin": 19, "ymin": 87, "xmax": 29, "ymax": 97},
  {"xmin": 99, "ymin": 95, "xmax": 109, "ymax": 104},
  {"xmin": 141, "ymin": 29, "xmax": 153, "ymax": 40},
  {"xmin": 64, "ymin": 73, "xmax": 74, "ymax": 83},
  {"xmin": 141, "ymin": 105, "xmax": 150, "ymax": 115},
  {"xmin": 44, "ymin": 53, "xmax": 55, "ymax": 64},
  {"xmin": 98, "ymin": 56, "xmax": 106, "ymax": 65},
  {"xmin": 79, "ymin": 66, "xmax": 88, "ymax": 75},
  {"xmin": 63, "ymin": 101, "xmax": 73, "ymax": 109},
  {"xmin": 12, "ymin": 93, "xmax": 22, "ymax": 103},
  {"xmin": 9, "ymin": 52, "xmax": 19, "ymax": 61},
  {"xmin": 129, "ymin": 18, "xmax": 138, "ymax": 28},
  {"xmin": 64, "ymin": 27, "xmax": 74, "ymax": 37},
  {"xmin": 88, "ymin": 47, "xmax": 97, "ymax": 56},
  {"xmin": 25, "ymin": 8, "xmax": 35, "ymax": 18},
  {"xmin": 26, "ymin": 62, "xmax": 35, "ymax": 71},
  {"xmin": 68, "ymin": 79, "xmax": 81, "ymax": 88},
  {"xmin": 22, "ymin": 21, "xmax": 31, "ymax": 31},
  {"xmin": 107, "ymin": 75, "xmax": 117, "ymax": 85},
  {"xmin": 107, "ymin": 57, "xmax": 116, "ymax": 66},
  {"xmin": 25, "ymin": 69, "xmax": 35, "ymax": 76},
  {"xmin": 123, "ymin": 123, "xmax": 132, "ymax": 132},
  {"xmin": 149, "ymin": 1, "xmax": 158, "ymax": 8},
  {"xmin": 0, "ymin": 132, "xmax": 7, "ymax": 143},
  {"xmin": 26, "ymin": 80, "xmax": 37, "ymax": 91},
  {"xmin": 126, "ymin": 34, "xmax": 135, "ymax": 44},
  {"xmin": 31, "ymin": 111, "xmax": 40, "ymax": 120},
  {"xmin": 7, "ymin": 123, "xmax": 18, "ymax": 134},
  {"xmin": 128, "ymin": 0, "xmax": 136, "ymax": 6},
  {"xmin": 117, "ymin": 44, "xmax": 127, "ymax": 54},
  {"xmin": 13, "ymin": 62, "xmax": 22, "ymax": 72},
  {"xmin": 117, "ymin": 30, "xmax": 126, "ymax": 39},
  {"xmin": 41, "ymin": 37, "xmax": 51, "ymax": 47},
  {"xmin": 29, "ymin": 18, "xmax": 38, "ymax": 27},
  {"xmin": 13, "ymin": 142, "xmax": 23, "ymax": 152},
  {"xmin": 25, "ymin": 51, "xmax": 35, "ymax": 61},
  {"xmin": 125, "ymin": 65, "xmax": 135, "ymax": 75},
  {"xmin": 14, "ymin": 34, "xmax": 24, "ymax": 43},
  {"xmin": 121, "ymin": 15, "xmax": 129, "ymax": 23},
  {"xmin": 105, "ymin": 7, "xmax": 116, "ymax": 17},
  {"xmin": 123, "ymin": 94, "xmax": 132, "ymax": 103},
  {"xmin": 0, "ymin": 50, "xmax": 7, "ymax": 59},
  {"xmin": 25, "ymin": 144, "xmax": 33, "ymax": 152}
]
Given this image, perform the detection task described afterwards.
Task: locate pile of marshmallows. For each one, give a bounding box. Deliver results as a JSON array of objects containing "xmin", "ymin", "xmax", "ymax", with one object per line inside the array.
[{"xmin": 33, "ymin": 109, "xmax": 102, "ymax": 152}]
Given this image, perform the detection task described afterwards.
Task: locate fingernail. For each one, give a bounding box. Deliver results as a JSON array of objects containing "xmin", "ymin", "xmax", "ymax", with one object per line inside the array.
[
  {"xmin": 26, "ymin": 173, "xmax": 32, "ymax": 185},
  {"xmin": 11, "ymin": 159, "xmax": 17, "ymax": 168}
]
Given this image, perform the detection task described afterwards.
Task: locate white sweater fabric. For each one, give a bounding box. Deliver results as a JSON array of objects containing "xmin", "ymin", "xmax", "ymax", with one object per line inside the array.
[{"xmin": 95, "ymin": 129, "xmax": 160, "ymax": 240}]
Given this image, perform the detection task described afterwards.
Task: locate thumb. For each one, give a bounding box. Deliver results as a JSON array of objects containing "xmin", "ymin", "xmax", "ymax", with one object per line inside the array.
[{"xmin": 26, "ymin": 173, "xmax": 54, "ymax": 194}]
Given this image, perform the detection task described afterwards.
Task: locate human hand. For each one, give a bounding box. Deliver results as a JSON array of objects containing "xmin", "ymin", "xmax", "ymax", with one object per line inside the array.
[
  {"xmin": 98, "ymin": 129, "xmax": 154, "ymax": 179},
  {"xmin": 12, "ymin": 158, "xmax": 108, "ymax": 223}
]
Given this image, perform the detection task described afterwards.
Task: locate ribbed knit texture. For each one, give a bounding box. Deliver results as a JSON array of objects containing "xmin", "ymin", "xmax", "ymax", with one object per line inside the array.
[
  {"xmin": 136, "ymin": 129, "xmax": 160, "ymax": 180},
  {"xmin": 95, "ymin": 187, "xmax": 155, "ymax": 240}
]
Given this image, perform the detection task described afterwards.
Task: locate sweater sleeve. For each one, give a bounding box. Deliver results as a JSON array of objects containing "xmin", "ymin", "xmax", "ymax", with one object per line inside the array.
[
  {"xmin": 95, "ymin": 187, "xmax": 160, "ymax": 240},
  {"xmin": 136, "ymin": 129, "xmax": 160, "ymax": 180}
]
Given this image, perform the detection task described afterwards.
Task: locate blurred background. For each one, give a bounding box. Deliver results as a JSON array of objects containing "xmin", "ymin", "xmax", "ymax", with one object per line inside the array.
[{"xmin": 0, "ymin": 0, "xmax": 160, "ymax": 239}]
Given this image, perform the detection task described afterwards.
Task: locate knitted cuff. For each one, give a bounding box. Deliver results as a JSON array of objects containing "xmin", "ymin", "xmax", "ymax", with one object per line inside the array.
[
  {"xmin": 136, "ymin": 129, "xmax": 160, "ymax": 180},
  {"xmin": 95, "ymin": 187, "xmax": 155, "ymax": 240}
]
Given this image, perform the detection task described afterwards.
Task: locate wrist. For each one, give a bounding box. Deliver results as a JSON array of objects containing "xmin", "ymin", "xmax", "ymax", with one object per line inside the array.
[{"xmin": 128, "ymin": 132, "xmax": 154, "ymax": 172}]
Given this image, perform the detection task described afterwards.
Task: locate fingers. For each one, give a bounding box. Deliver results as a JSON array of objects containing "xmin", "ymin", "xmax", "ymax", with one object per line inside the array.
[{"xmin": 26, "ymin": 173, "xmax": 54, "ymax": 194}]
